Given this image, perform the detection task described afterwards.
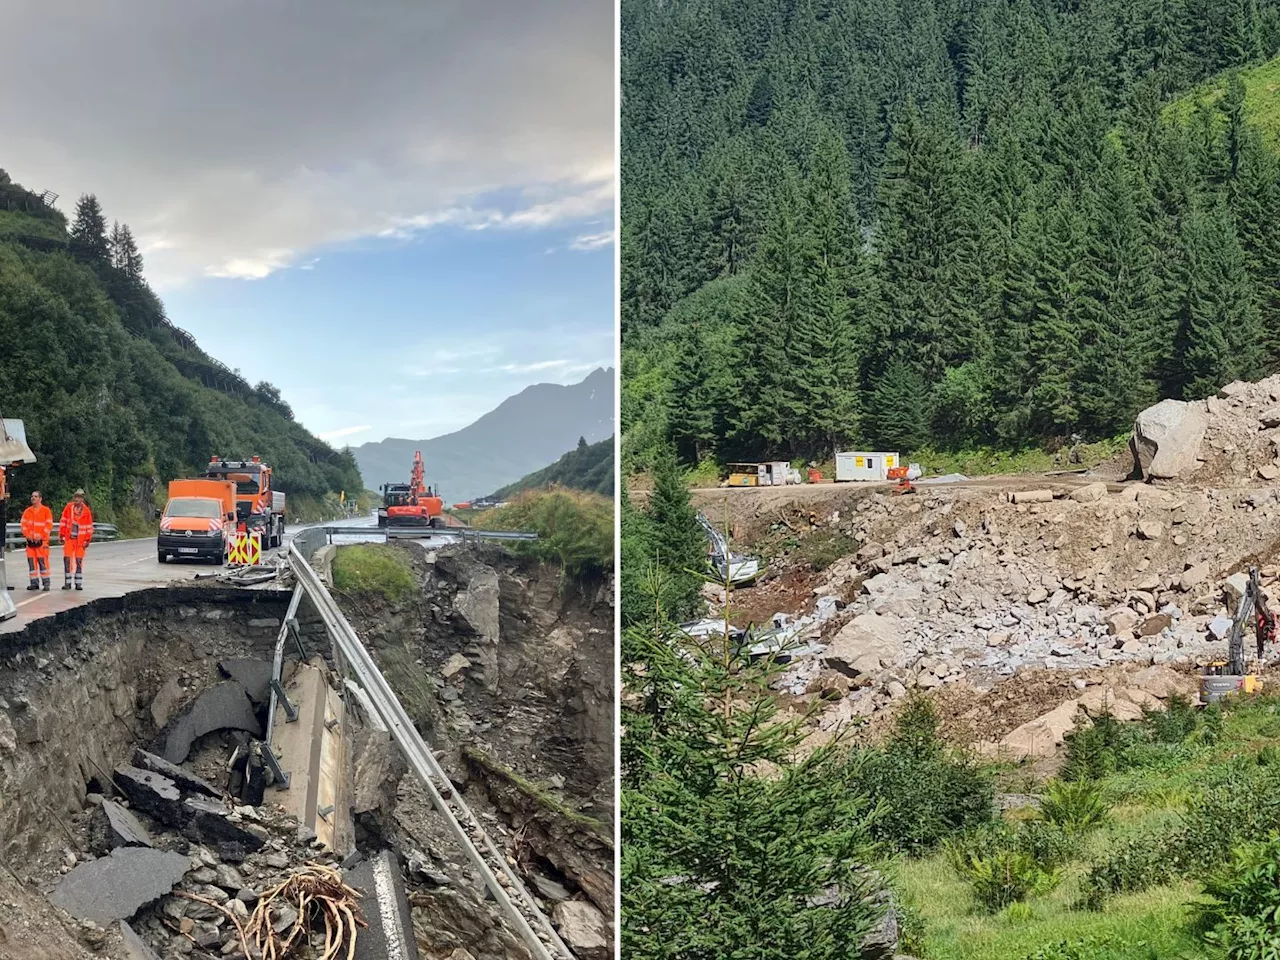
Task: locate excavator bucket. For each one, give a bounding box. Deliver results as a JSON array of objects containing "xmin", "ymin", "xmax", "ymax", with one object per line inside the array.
[
  {"xmin": 0, "ymin": 419, "xmax": 36, "ymax": 465},
  {"xmin": 0, "ymin": 419, "xmax": 36, "ymax": 621}
]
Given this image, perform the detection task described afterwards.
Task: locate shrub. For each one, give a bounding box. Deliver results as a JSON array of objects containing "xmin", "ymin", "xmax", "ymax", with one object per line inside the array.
[
  {"xmin": 1061, "ymin": 712, "xmax": 1132, "ymax": 781},
  {"xmin": 845, "ymin": 695, "xmax": 994, "ymax": 854},
  {"xmin": 480, "ymin": 489, "xmax": 613, "ymax": 580},
  {"xmin": 1078, "ymin": 831, "xmax": 1176, "ymax": 911},
  {"xmin": 1038, "ymin": 779, "xmax": 1110, "ymax": 837},
  {"xmin": 952, "ymin": 847, "xmax": 1060, "ymax": 912},
  {"xmin": 1022, "ymin": 936, "xmax": 1155, "ymax": 960},
  {"xmin": 1141, "ymin": 694, "xmax": 1199, "ymax": 744},
  {"xmin": 1194, "ymin": 834, "xmax": 1280, "ymax": 958}
]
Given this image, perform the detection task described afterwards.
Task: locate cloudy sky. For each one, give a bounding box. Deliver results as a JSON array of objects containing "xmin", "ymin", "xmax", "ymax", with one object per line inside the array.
[{"xmin": 0, "ymin": 0, "xmax": 615, "ymax": 442}]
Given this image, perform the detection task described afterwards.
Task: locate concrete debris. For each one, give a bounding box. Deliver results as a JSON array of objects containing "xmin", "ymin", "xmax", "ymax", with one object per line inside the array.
[
  {"xmin": 151, "ymin": 680, "xmax": 263, "ymax": 764},
  {"xmin": 48, "ymin": 847, "xmax": 190, "ymax": 925}
]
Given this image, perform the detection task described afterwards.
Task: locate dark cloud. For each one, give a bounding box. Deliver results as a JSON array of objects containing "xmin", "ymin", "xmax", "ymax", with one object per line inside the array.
[{"xmin": 0, "ymin": 0, "xmax": 613, "ymax": 285}]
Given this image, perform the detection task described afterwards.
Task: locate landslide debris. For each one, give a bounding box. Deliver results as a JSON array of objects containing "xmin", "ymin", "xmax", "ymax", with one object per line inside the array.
[{"xmin": 693, "ymin": 375, "xmax": 1280, "ymax": 762}]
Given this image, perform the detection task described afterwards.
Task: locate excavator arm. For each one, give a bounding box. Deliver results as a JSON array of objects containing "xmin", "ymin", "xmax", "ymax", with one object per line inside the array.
[{"xmin": 1226, "ymin": 567, "xmax": 1277, "ymax": 675}]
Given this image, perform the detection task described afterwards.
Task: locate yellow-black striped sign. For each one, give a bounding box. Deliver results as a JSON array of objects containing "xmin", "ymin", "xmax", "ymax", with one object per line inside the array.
[{"xmin": 229, "ymin": 533, "xmax": 262, "ymax": 565}]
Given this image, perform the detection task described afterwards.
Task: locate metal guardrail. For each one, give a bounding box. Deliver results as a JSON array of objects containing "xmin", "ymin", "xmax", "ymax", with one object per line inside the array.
[
  {"xmin": 284, "ymin": 543, "xmax": 571, "ymax": 960},
  {"xmin": 4, "ymin": 522, "xmax": 119, "ymax": 549},
  {"xmin": 318, "ymin": 525, "xmax": 538, "ymax": 542}
]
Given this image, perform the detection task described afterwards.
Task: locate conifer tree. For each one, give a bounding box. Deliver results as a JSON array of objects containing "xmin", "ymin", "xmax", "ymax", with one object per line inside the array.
[
  {"xmin": 645, "ymin": 444, "xmax": 707, "ymax": 622},
  {"xmin": 69, "ymin": 194, "xmax": 110, "ymax": 263},
  {"xmin": 1173, "ymin": 200, "xmax": 1265, "ymax": 399}
]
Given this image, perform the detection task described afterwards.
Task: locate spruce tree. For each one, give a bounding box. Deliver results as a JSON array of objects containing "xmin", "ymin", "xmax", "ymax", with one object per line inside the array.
[
  {"xmin": 1076, "ymin": 143, "xmax": 1163, "ymax": 434},
  {"xmin": 1173, "ymin": 200, "xmax": 1265, "ymax": 399},
  {"xmin": 646, "ymin": 444, "xmax": 708, "ymax": 623},
  {"xmin": 1231, "ymin": 133, "xmax": 1280, "ymax": 362},
  {"xmin": 109, "ymin": 222, "xmax": 144, "ymax": 279},
  {"xmin": 730, "ymin": 178, "xmax": 810, "ymax": 454},
  {"xmin": 868, "ymin": 355, "xmax": 932, "ymax": 453},
  {"xmin": 69, "ymin": 194, "xmax": 110, "ymax": 263}
]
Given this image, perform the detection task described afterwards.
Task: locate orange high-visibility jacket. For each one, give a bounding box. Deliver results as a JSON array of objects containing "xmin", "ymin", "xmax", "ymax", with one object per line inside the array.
[
  {"xmin": 59, "ymin": 502, "xmax": 93, "ymax": 545},
  {"xmin": 21, "ymin": 504, "xmax": 53, "ymax": 543}
]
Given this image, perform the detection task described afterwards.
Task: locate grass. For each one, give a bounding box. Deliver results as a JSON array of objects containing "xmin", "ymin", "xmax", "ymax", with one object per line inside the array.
[
  {"xmin": 331, "ymin": 543, "xmax": 417, "ymax": 601},
  {"xmin": 0, "ymin": 209, "xmax": 68, "ymax": 243},
  {"xmin": 894, "ymin": 694, "xmax": 1280, "ymax": 959},
  {"xmin": 1166, "ymin": 54, "xmax": 1280, "ymax": 149},
  {"xmin": 476, "ymin": 488, "xmax": 613, "ymax": 580},
  {"xmin": 462, "ymin": 745, "xmax": 611, "ymax": 842}
]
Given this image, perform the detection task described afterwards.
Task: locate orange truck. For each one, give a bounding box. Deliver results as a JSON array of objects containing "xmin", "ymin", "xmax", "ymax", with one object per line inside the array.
[
  {"xmin": 158, "ymin": 478, "xmax": 236, "ymax": 564},
  {"xmin": 202, "ymin": 456, "xmax": 287, "ymax": 547}
]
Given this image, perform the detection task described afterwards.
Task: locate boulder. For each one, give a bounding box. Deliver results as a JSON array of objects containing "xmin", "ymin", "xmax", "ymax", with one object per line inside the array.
[
  {"xmin": 1180, "ymin": 563, "xmax": 1211, "ymax": 593},
  {"xmin": 1261, "ymin": 407, "xmax": 1280, "ymax": 429},
  {"xmin": 822, "ymin": 613, "xmax": 907, "ymax": 679},
  {"xmin": 998, "ymin": 700, "xmax": 1082, "ymax": 760},
  {"xmin": 1137, "ymin": 521, "xmax": 1164, "ymax": 541},
  {"xmin": 1106, "ymin": 609, "xmax": 1139, "ymax": 637},
  {"xmin": 551, "ymin": 901, "xmax": 610, "ymax": 960},
  {"xmin": 1070, "ymin": 482, "xmax": 1108, "ymax": 503},
  {"xmin": 1130, "ymin": 664, "xmax": 1197, "ymax": 700},
  {"xmin": 1138, "ymin": 613, "xmax": 1173, "ymax": 637},
  {"xmin": 1131, "ymin": 398, "xmax": 1208, "ymax": 480}
]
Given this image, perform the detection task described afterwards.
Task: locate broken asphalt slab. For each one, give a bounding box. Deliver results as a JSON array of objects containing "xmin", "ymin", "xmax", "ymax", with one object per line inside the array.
[
  {"xmin": 218, "ymin": 658, "xmax": 273, "ymax": 706},
  {"xmin": 49, "ymin": 847, "xmax": 189, "ymax": 926},
  {"xmin": 95, "ymin": 800, "xmax": 153, "ymax": 850},
  {"xmin": 131, "ymin": 747, "xmax": 220, "ymax": 798},
  {"xmin": 181, "ymin": 795, "xmax": 267, "ymax": 859},
  {"xmin": 150, "ymin": 680, "xmax": 263, "ymax": 764},
  {"xmin": 112, "ymin": 765, "xmax": 185, "ymax": 827},
  {"xmin": 118, "ymin": 920, "xmax": 162, "ymax": 960}
]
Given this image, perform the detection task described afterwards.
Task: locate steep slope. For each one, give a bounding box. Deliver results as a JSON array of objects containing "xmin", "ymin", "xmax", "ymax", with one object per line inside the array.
[
  {"xmin": 485, "ymin": 436, "xmax": 615, "ymax": 500},
  {"xmin": 353, "ymin": 367, "xmax": 615, "ymax": 501},
  {"xmin": 621, "ymin": 0, "xmax": 1280, "ymax": 467},
  {"xmin": 0, "ymin": 172, "xmax": 361, "ymax": 527}
]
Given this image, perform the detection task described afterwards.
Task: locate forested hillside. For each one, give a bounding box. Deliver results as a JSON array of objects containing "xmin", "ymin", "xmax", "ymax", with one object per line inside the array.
[
  {"xmin": 621, "ymin": 0, "xmax": 1280, "ymax": 466},
  {"xmin": 485, "ymin": 436, "xmax": 615, "ymax": 500},
  {"xmin": 0, "ymin": 170, "xmax": 361, "ymax": 528}
]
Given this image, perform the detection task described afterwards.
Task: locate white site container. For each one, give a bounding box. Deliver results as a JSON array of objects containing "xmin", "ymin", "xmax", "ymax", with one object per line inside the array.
[{"xmin": 835, "ymin": 451, "xmax": 899, "ymax": 482}]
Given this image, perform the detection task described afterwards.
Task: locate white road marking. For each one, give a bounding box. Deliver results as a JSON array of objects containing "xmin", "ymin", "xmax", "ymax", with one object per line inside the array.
[{"xmin": 373, "ymin": 855, "xmax": 410, "ymax": 960}]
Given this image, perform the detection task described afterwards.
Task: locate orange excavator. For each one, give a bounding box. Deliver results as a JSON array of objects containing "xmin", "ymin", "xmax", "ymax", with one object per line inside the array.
[
  {"xmin": 887, "ymin": 463, "xmax": 923, "ymax": 495},
  {"xmin": 385, "ymin": 451, "xmax": 444, "ymax": 528}
]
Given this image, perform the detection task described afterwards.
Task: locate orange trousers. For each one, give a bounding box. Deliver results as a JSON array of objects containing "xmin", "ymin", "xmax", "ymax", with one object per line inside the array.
[{"xmin": 25, "ymin": 546, "xmax": 50, "ymax": 587}]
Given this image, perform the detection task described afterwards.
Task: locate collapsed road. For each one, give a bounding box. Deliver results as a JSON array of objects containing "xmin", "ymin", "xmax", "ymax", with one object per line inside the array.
[{"xmin": 0, "ymin": 523, "xmax": 614, "ymax": 960}]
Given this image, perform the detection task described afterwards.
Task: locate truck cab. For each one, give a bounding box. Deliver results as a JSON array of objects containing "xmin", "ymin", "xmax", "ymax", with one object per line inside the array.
[{"xmin": 203, "ymin": 456, "xmax": 287, "ymax": 548}]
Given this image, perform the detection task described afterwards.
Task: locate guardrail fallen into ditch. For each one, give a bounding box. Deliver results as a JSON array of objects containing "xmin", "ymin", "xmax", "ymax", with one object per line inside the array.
[
  {"xmin": 273, "ymin": 542, "xmax": 572, "ymax": 960},
  {"xmin": 4, "ymin": 522, "xmax": 119, "ymax": 549}
]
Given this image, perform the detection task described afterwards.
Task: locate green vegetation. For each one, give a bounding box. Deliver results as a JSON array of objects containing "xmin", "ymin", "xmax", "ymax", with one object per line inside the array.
[
  {"xmin": 892, "ymin": 695, "xmax": 1280, "ymax": 959},
  {"xmin": 462, "ymin": 745, "xmax": 610, "ymax": 840},
  {"xmin": 478, "ymin": 488, "xmax": 613, "ymax": 581},
  {"xmin": 621, "ymin": 444, "xmax": 708, "ymax": 626},
  {"xmin": 331, "ymin": 544, "xmax": 417, "ymax": 601},
  {"xmin": 0, "ymin": 172, "xmax": 361, "ymax": 523},
  {"xmin": 485, "ymin": 435, "xmax": 614, "ymax": 500},
  {"xmin": 622, "ymin": 0, "xmax": 1280, "ymax": 472}
]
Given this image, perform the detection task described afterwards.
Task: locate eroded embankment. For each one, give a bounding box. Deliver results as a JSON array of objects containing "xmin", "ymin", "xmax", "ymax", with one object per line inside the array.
[{"xmin": 332, "ymin": 542, "xmax": 615, "ymax": 956}]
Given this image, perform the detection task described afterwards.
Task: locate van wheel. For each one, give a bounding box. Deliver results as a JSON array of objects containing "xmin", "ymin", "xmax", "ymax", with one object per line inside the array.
[{"xmin": 157, "ymin": 551, "xmax": 166, "ymax": 564}]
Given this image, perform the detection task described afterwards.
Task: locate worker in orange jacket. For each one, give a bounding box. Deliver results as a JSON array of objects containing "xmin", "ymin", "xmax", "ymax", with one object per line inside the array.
[
  {"xmin": 59, "ymin": 489, "xmax": 93, "ymax": 591},
  {"xmin": 20, "ymin": 490, "xmax": 52, "ymax": 591}
]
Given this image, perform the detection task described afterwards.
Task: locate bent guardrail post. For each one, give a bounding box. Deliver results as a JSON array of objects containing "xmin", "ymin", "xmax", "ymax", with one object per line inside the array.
[{"xmin": 285, "ymin": 542, "xmax": 572, "ymax": 960}]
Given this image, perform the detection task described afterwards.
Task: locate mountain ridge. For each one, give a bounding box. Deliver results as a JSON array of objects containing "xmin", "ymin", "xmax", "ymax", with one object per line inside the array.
[{"xmin": 352, "ymin": 366, "xmax": 615, "ymax": 501}]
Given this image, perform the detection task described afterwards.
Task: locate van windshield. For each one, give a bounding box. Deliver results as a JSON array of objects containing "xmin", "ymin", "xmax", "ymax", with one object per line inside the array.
[{"xmin": 166, "ymin": 498, "xmax": 221, "ymax": 519}]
